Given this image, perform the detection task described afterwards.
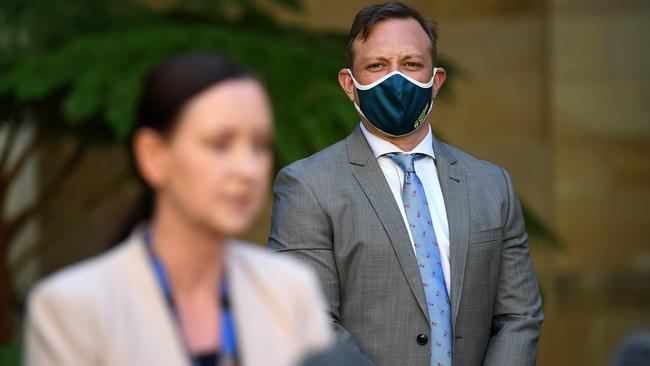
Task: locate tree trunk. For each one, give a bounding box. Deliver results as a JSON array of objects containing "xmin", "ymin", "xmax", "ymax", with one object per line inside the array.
[{"xmin": 0, "ymin": 227, "xmax": 14, "ymax": 343}]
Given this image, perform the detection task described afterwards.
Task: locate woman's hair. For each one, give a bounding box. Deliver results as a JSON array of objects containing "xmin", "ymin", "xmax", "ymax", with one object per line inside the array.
[
  {"xmin": 113, "ymin": 53, "xmax": 258, "ymax": 245},
  {"xmin": 137, "ymin": 53, "xmax": 257, "ymax": 134}
]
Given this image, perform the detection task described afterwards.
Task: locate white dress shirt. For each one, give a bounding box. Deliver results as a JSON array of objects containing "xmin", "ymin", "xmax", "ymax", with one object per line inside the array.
[{"xmin": 360, "ymin": 123, "xmax": 451, "ymax": 293}]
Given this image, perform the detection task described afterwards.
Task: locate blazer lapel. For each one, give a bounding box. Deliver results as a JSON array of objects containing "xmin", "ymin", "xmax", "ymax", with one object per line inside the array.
[
  {"xmin": 120, "ymin": 232, "xmax": 188, "ymax": 365},
  {"xmin": 347, "ymin": 127, "xmax": 430, "ymax": 321},
  {"xmin": 227, "ymin": 242, "xmax": 305, "ymax": 366},
  {"xmin": 432, "ymin": 137, "xmax": 469, "ymax": 332},
  {"xmin": 226, "ymin": 243, "xmax": 285, "ymax": 366},
  {"xmin": 226, "ymin": 243, "xmax": 260, "ymax": 366}
]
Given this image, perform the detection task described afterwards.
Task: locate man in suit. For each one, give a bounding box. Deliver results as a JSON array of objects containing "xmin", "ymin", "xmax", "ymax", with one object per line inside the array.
[{"xmin": 269, "ymin": 2, "xmax": 543, "ymax": 365}]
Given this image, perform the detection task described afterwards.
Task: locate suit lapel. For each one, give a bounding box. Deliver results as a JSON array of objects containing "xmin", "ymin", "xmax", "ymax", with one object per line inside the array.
[
  {"xmin": 347, "ymin": 127, "xmax": 430, "ymax": 321},
  {"xmin": 432, "ymin": 138, "xmax": 469, "ymax": 332}
]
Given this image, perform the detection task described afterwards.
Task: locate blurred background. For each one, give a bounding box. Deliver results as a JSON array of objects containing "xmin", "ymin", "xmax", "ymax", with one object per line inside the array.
[{"xmin": 0, "ymin": 0, "xmax": 648, "ymax": 365}]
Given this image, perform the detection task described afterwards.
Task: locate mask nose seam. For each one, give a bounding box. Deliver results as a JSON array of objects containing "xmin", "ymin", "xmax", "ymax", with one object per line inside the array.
[{"xmin": 350, "ymin": 69, "xmax": 436, "ymax": 90}]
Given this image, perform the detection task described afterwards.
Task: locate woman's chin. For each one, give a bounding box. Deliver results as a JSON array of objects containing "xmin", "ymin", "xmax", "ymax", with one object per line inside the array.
[{"xmin": 209, "ymin": 217, "xmax": 256, "ymax": 238}]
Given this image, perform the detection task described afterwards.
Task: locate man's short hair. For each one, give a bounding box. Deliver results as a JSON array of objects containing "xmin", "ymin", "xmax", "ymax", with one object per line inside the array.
[{"xmin": 346, "ymin": 1, "xmax": 438, "ymax": 68}]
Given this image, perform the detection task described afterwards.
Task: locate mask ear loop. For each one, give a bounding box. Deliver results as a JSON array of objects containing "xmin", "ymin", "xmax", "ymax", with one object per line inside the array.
[
  {"xmin": 431, "ymin": 67, "xmax": 438, "ymax": 96},
  {"xmin": 346, "ymin": 69, "xmax": 366, "ymax": 89},
  {"xmin": 421, "ymin": 67, "xmax": 438, "ymax": 123},
  {"xmin": 431, "ymin": 67, "xmax": 439, "ymax": 108},
  {"xmin": 346, "ymin": 69, "xmax": 371, "ymax": 122}
]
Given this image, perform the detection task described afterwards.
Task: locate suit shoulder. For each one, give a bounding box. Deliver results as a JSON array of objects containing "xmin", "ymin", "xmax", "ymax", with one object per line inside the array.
[
  {"xmin": 229, "ymin": 241, "xmax": 319, "ymax": 285},
  {"xmin": 440, "ymin": 142, "xmax": 514, "ymax": 199},
  {"xmin": 441, "ymin": 141, "xmax": 509, "ymax": 178},
  {"xmin": 278, "ymin": 138, "xmax": 348, "ymax": 178}
]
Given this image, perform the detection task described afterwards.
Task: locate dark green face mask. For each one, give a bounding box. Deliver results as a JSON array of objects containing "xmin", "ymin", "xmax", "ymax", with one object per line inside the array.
[{"xmin": 349, "ymin": 68, "xmax": 437, "ymax": 137}]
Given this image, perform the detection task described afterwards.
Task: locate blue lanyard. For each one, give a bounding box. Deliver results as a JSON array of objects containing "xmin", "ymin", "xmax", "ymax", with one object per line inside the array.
[{"xmin": 143, "ymin": 230, "xmax": 238, "ymax": 365}]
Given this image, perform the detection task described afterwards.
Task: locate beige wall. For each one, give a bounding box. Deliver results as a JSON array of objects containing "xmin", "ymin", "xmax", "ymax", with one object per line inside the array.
[{"xmin": 544, "ymin": 1, "xmax": 650, "ymax": 365}]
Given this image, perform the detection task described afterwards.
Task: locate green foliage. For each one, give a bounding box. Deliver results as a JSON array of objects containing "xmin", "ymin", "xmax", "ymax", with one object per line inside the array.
[
  {"xmin": 0, "ymin": 0, "xmax": 303, "ymax": 53},
  {"xmin": 0, "ymin": 345, "xmax": 20, "ymax": 365},
  {"xmin": 0, "ymin": 22, "xmax": 357, "ymax": 165},
  {"xmin": 0, "ymin": 0, "xmax": 362, "ymax": 165},
  {"xmin": 0, "ymin": 0, "xmax": 158, "ymax": 54},
  {"xmin": 0, "ymin": 0, "xmax": 463, "ymax": 166}
]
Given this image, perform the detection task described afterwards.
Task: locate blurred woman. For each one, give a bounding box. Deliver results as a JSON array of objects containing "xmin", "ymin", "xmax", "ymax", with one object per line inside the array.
[{"xmin": 24, "ymin": 53, "xmax": 333, "ymax": 366}]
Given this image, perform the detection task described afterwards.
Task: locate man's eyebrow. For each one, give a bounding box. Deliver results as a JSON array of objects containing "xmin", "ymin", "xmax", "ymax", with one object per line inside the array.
[
  {"xmin": 358, "ymin": 55, "xmax": 389, "ymax": 63},
  {"xmin": 401, "ymin": 53, "xmax": 427, "ymax": 59},
  {"xmin": 358, "ymin": 53, "xmax": 427, "ymax": 63}
]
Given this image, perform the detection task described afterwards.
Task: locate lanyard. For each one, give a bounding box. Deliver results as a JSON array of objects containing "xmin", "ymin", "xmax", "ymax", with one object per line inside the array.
[{"xmin": 143, "ymin": 230, "xmax": 238, "ymax": 366}]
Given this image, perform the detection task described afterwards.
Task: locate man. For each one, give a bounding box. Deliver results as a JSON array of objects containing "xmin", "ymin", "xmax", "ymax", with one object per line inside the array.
[{"xmin": 269, "ymin": 2, "xmax": 543, "ymax": 365}]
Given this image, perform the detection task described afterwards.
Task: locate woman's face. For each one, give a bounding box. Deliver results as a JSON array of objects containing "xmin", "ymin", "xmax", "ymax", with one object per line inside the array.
[{"xmin": 153, "ymin": 78, "xmax": 273, "ymax": 237}]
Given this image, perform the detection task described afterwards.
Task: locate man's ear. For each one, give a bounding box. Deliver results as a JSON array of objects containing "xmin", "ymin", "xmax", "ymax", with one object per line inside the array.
[
  {"xmin": 432, "ymin": 67, "xmax": 447, "ymax": 99},
  {"xmin": 132, "ymin": 128, "xmax": 169, "ymax": 190},
  {"xmin": 338, "ymin": 68, "xmax": 357, "ymax": 102}
]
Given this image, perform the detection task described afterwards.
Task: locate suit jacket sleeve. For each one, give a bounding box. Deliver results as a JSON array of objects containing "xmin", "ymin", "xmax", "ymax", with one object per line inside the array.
[
  {"xmin": 483, "ymin": 168, "xmax": 544, "ymax": 366},
  {"xmin": 268, "ymin": 164, "xmax": 358, "ymax": 346},
  {"xmin": 24, "ymin": 281, "xmax": 98, "ymax": 366}
]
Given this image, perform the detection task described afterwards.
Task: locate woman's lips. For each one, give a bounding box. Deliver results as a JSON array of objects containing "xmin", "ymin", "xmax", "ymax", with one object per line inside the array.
[{"xmin": 221, "ymin": 194, "xmax": 254, "ymax": 212}]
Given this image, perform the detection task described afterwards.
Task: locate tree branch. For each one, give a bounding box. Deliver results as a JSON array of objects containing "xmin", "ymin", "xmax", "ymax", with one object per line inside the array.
[
  {"xmin": 0, "ymin": 119, "xmax": 18, "ymax": 173},
  {"xmin": 2, "ymin": 127, "xmax": 43, "ymax": 193},
  {"xmin": 9, "ymin": 167, "xmax": 131, "ymax": 272},
  {"xmin": 3, "ymin": 139, "xmax": 85, "ymax": 244}
]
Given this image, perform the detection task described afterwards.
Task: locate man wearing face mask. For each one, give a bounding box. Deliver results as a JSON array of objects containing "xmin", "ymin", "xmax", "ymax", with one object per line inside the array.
[{"xmin": 269, "ymin": 2, "xmax": 543, "ymax": 366}]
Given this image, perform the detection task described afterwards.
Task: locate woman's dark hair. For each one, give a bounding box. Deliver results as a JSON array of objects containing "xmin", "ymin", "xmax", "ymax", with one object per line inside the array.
[
  {"xmin": 137, "ymin": 52, "xmax": 257, "ymax": 134},
  {"xmin": 114, "ymin": 53, "xmax": 258, "ymax": 245},
  {"xmin": 346, "ymin": 1, "xmax": 438, "ymax": 68}
]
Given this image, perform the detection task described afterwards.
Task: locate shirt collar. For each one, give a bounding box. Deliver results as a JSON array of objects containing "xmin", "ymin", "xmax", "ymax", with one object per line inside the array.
[{"xmin": 359, "ymin": 122, "xmax": 436, "ymax": 160}]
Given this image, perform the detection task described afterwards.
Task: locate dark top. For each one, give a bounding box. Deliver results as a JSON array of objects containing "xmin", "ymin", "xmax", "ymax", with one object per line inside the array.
[{"xmin": 192, "ymin": 351, "xmax": 219, "ymax": 366}]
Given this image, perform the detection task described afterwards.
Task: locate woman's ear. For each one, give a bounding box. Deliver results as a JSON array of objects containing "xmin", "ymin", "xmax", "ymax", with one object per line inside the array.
[{"xmin": 132, "ymin": 128, "xmax": 169, "ymax": 190}]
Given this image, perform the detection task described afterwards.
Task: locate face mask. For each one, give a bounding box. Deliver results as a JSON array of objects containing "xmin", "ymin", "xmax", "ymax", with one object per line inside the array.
[{"xmin": 348, "ymin": 68, "xmax": 437, "ymax": 137}]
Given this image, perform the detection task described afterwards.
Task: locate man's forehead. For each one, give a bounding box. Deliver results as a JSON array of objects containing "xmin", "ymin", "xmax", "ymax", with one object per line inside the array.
[
  {"xmin": 357, "ymin": 50, "xmax": 430, "ymax": 62},
  {"xmin": 358, "ymin": 18, "xmax": 429, "ymax": 40},
  {"xmin": 352, "ymin": 19, "xmax": 431, "ymax": 51},
  {"xmin": 352, "ymin": 38, "xmax": 432, "ymax": 64}
]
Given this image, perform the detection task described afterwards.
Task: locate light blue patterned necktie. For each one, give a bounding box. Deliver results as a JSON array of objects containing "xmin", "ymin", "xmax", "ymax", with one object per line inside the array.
[{"xmin": 386, "ymin": 152, "xmax": 452, "ymax": 366}]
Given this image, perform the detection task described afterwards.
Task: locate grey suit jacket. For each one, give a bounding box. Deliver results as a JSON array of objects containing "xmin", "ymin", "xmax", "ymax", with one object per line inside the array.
[{"xmin": 269, "ymin": 126, "xmax": 543, "ymax": 366}]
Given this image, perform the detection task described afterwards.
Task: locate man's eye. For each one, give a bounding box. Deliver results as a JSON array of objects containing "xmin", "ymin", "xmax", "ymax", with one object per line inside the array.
[
  {"xmin": 404, "ymin": 62, "xmax": 422, "ymax": 69},
  {"xmin": 368, "ymin": 63, "xmax": 384, "ymax": 70}
]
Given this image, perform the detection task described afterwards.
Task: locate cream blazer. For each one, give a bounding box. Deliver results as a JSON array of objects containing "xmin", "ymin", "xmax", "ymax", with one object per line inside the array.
[{"xmin": 24, "ymin": 230, "xmax": 333, "ymax": 366}]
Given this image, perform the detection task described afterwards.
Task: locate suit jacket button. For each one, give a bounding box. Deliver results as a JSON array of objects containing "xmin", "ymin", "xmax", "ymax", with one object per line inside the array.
[{"xmin": 416, "ymin": 334, "xmax": 428, "ymax": 345}]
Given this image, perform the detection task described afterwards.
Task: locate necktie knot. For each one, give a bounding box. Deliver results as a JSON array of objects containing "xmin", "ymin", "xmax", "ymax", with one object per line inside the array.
[{"xmin": 385, "ymin": 153, "xmax": 426, "ymax": 181}]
